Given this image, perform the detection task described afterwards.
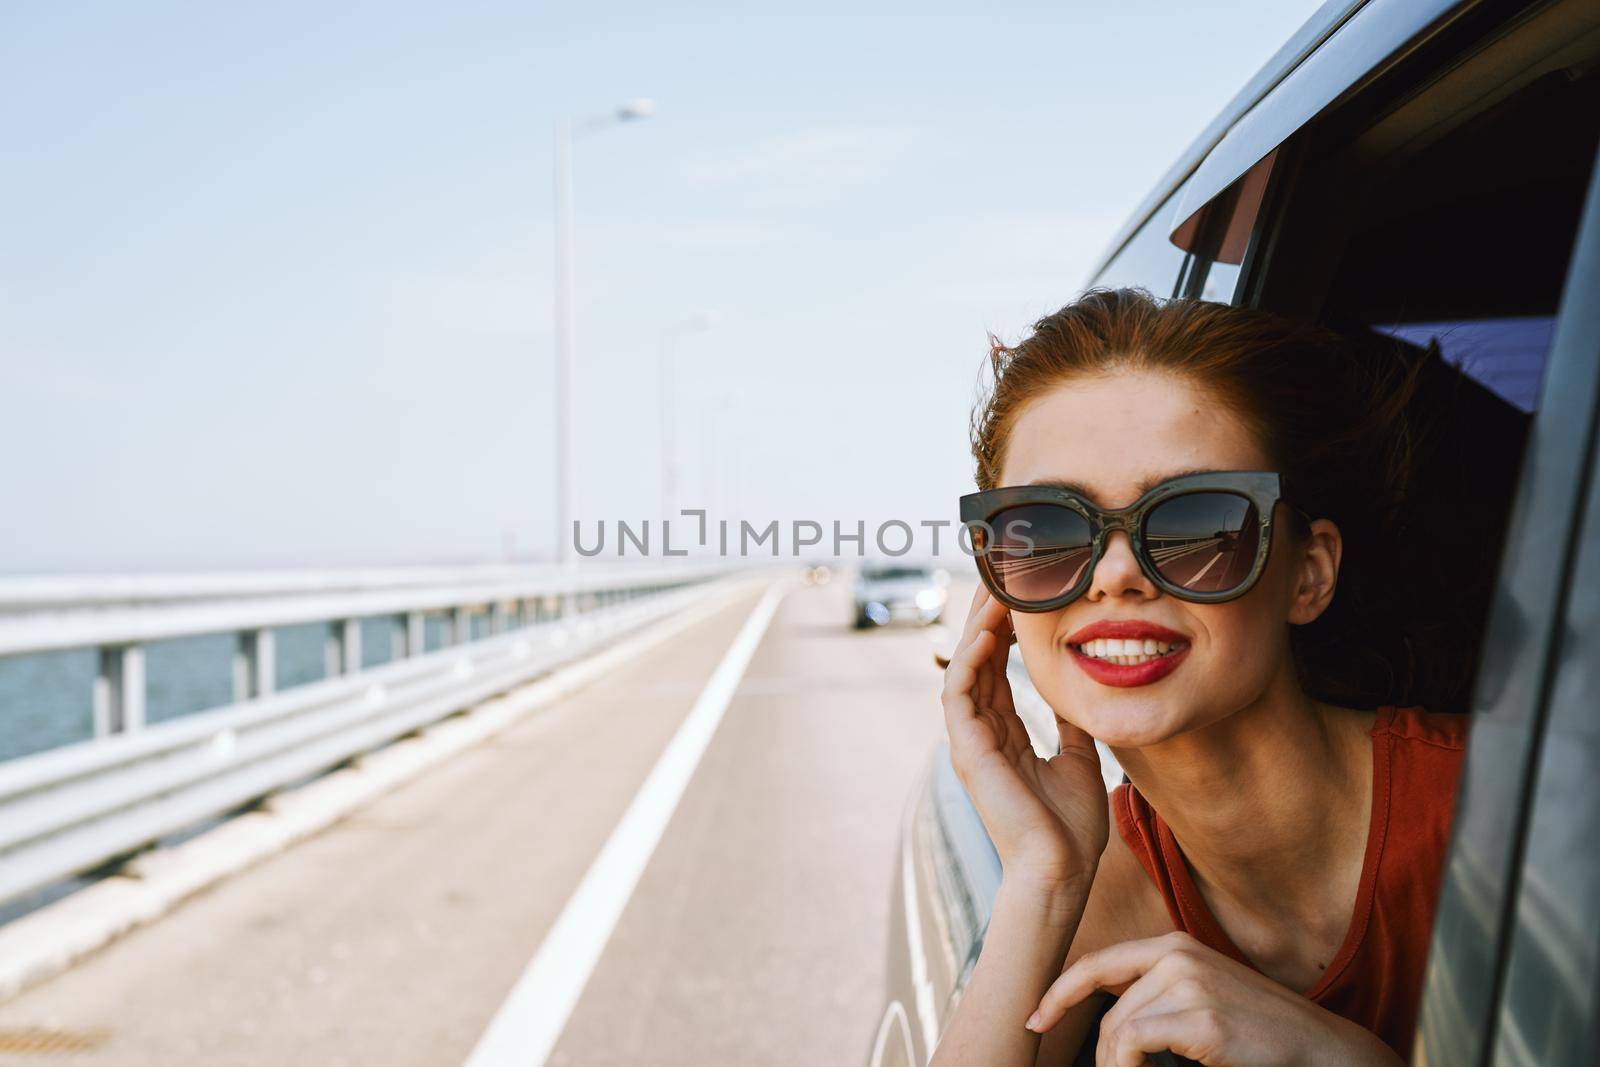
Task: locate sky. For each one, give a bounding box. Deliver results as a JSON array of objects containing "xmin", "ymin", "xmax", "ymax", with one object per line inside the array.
[{"xmin": 0, "ymin": 0, "xmax": 1328, "ymax": 573}]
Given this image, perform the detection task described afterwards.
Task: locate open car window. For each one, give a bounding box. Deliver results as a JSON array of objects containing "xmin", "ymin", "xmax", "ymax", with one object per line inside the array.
[{"xmin": 1229, "ymin": 14, "xmax": 1600, "ymax": 1061}]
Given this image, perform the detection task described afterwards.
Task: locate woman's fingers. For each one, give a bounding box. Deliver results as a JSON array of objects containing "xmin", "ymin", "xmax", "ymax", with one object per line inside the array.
[
  {"xmin": 942, "ymin": 590, "xmax": 1015, "ymax": 767},
  {"xmin": 949, "ymin": 589, "xmax": 1004, "ymax": 672},
  {"xmin": 983, "ymin": 609, "xmax": 1015, "ymax": 714},
  {"xmin": 942, "ymin": 624, "xmax": 997, "ymax": 725},
  {"xmin": 1104, "ymin": 1010, "xmax": 1227, "ymax": 1067},
  {"xmin": 1027, "ymin": 933, "xmax": 1201, "ymax": 1031},
  {"xmin": 959, "ymin": 592, "xmax": 1009, "ymax": 713},
  {"xmin": 942, "ymin": 629, "xmax": 1003, "ymax": 771},
  {"xmin": 942, "ymin": 627, "xmax": 993, "ymax": 715},
  {"xmin": 954, "ymin": 582, "xmax": 992, "ymax": 651},
  {"xmin": 949, "ymin": 591, "xmax": 1029, "ymax": 760},
  {"xmin": 1094, "ymin": 964, "xmax": 1212, "ymax": 1065}
]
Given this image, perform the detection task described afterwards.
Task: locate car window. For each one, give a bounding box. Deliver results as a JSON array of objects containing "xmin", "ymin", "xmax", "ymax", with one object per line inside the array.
[
  {"xmin": 1229, "ymin": 29, "xmax": 1600, "ymax": 1063},
  {"xmin": 1302, "ymin": 58, "xmax": 1599, "ymax": 1067},
  {"xmin": 1089, "ymin": 182, "xmax": 1191, "ymax": 297},
  {"xmin": 1169, "ymin": 149, "xmax": 1280, "ymax": 306}
]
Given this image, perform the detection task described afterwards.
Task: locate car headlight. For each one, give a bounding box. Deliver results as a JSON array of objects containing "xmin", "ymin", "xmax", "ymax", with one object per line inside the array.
[{"xmin": 915, "ymin": 589, "xmax": 946, "ymax": 610}]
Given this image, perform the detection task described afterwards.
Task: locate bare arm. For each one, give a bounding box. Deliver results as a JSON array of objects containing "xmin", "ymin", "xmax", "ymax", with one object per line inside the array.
[
  {"xmin": 929, "ymin": 589, "xmax": 1110, "ymax": 1066},
  {"xmin": 936, "ymin": 828, "xmax": 1162, "ymax": 1066},
  {"xmin": 1031, "ymin": 834, "xmax": 1166, "ymax": 1065}
]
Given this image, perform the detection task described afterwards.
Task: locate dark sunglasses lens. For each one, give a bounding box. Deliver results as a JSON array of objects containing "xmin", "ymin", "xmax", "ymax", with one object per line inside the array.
[
  {"xmin": 985, "ymin": 505, "xmax": 1094, "ymax": 604},
  {"xmin": 1144, "ymin": 492, "xmax": 1261, "ymax": 594}
]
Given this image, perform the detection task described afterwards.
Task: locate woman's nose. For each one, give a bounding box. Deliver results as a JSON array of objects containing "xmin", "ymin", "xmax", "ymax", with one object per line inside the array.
[{"xmin": 1085, "ymin": 530, "xmax": 1159, "ymax": 602}]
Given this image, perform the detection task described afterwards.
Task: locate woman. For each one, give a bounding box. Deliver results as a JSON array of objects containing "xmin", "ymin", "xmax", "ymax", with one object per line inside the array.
[{"xmin": 933, "ymin": 288, "xmax": 1470, "ymax": 1066}]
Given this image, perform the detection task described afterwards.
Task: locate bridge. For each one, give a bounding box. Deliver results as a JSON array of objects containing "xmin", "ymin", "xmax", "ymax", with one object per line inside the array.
[{"xmin": 0, "ymin": 564, "xmax": 959, "ymax": 1066}]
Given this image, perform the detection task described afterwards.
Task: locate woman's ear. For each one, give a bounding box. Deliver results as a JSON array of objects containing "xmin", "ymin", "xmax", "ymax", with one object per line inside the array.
[{"xmin": 1287, "ymin": 518, "xmax": 1341, "ymax": 625}]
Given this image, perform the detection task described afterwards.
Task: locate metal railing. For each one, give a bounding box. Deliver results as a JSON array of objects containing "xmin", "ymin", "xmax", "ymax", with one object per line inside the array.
[{"xmin": 0, "ymin": 563, "xmax": 736, "ymax": 908}]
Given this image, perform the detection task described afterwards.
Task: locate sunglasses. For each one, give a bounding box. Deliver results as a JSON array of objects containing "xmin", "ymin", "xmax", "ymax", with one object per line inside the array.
[{"xmin": 959, "ymin": 470, "xmax": 1300, "ymax": 611}]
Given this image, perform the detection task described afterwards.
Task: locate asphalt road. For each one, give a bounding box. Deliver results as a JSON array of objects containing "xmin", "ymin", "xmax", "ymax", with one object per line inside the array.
[{"xmin": 0, "ymin": 575, "xmax": 964, "ymax": 1066}]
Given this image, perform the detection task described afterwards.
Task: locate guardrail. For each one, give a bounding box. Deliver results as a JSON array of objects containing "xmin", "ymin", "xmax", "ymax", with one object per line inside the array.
[
  {"xmin": 0, "ymin": 563, "xmax": 737, "ymax": 908},
  {"xmin": 0, "ymin": 565, "xmax": 601, "ymax": 612},
  {"xmin": 0, "ymin": 564, "xmax": 725, "ymax": 737}
]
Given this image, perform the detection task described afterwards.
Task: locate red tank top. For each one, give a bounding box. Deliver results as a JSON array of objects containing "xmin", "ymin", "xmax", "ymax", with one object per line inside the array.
[{"xmin": 1110, "ymin": 705, "xmax": 1467, "ymax": 1058}]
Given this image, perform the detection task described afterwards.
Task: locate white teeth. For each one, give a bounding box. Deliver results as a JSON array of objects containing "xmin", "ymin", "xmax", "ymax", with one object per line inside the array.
[{"xmin": 1075, "ymin": 638, "xmax": 1184, "ymax": 664}]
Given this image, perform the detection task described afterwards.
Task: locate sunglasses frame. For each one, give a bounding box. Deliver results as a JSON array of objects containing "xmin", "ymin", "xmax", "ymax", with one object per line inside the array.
[{"xmin": 960, "ymin": 470, "xmax": 1292, "ymax": 612}]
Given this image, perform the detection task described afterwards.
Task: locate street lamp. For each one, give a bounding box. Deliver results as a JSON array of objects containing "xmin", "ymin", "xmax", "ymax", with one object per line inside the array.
[
  {"xmin": 553, "ymin": 98, "xmax": 654, "ymax": 564},
  {"xmin": 660, "ymin": 311, "xmax": 721, "ymax": 521}
]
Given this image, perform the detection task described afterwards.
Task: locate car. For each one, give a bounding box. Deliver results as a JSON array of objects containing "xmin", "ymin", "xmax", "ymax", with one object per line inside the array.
[
  {"xmin": 870, "ymin": 1, "xmax": 1600, "ymax": 1063},
  {"xmin": 853, "ymin": 563, "xmax": 950, "ymax": 629}
]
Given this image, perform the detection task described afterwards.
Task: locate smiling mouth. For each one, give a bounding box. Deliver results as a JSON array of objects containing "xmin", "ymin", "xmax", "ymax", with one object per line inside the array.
[
  {"xmin": 1069, "ymin": 637, "xmax": 1188, "ymax": 667},
  {"xmin": 1062, "ymin": 620, "xmax": 1191, "ymax": 687}
]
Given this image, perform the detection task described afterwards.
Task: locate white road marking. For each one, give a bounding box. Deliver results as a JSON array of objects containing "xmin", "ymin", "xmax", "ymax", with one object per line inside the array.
[
  {"xmin": 461, "ymin": 583, "xmax": 786, "ymax": 1067},
  {"xmin": 1186, "ymin": 549, "xmax": 1225, "ymax": 586}
]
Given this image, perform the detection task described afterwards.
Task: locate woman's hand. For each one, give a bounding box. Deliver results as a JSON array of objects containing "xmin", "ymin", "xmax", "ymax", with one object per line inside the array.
[
  {"xmin": 1027, "ymin": 931, "xmax": 1405, "ymax": 1066},
  {"xmin": 941, "ymin": 587, "xmax": 1109, "ymax": 889}
]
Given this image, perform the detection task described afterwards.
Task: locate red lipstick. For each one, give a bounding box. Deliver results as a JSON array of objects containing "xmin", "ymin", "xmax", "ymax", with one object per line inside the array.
[{"xmin": 1065, "ymin": 619, "xmax": 1190, "ymax": 688}]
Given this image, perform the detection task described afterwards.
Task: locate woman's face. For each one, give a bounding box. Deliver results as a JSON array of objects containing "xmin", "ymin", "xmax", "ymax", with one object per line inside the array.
[{"xmin": 996, "ymin": 369, "xmax": 1327, "ymax": 747}]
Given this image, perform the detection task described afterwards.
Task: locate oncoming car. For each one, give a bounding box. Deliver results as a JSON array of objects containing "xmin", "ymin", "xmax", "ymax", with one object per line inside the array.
[
  {"xmin": 852, "ymin": 563, "xmax": 949, "ymax": 629},
  {"xmin": 871, "ymin": 0, "xmax": 1600, "ymax": 1063}
]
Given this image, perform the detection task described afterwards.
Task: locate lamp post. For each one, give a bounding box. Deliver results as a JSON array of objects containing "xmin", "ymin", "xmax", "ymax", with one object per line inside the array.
[
  {"xmin": 660, "ymin": 311, "xmax": 721, "ymax": 521},
  {"xmin": 553, "ymin": 97, "xmax": 654, "ymax": 564}
]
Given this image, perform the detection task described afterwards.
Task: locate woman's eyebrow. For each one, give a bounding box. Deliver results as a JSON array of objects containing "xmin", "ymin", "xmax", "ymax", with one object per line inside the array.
[
  {"xmin": 1134, "ymin": 467, "xmax": 1218, "ymax": 493},
  {"xmin": 1028, "ymin": 468, "xmax": 1220, "ymax": 497},
  {"xmin": 1028, "ymin": 477, "xmax": 1093, "ymax": 494}
]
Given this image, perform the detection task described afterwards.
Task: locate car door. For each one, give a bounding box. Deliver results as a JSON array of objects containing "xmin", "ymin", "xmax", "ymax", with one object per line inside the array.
[{"xmin": 1415, "ymin": 132, "xmax": 1600, "ymax": 1066}]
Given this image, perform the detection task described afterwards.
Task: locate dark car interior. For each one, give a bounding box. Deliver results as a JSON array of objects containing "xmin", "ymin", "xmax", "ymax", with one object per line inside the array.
[{"xmin": 1249, "ymin": 21, "xmax": 1600, "ymax": 718}]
